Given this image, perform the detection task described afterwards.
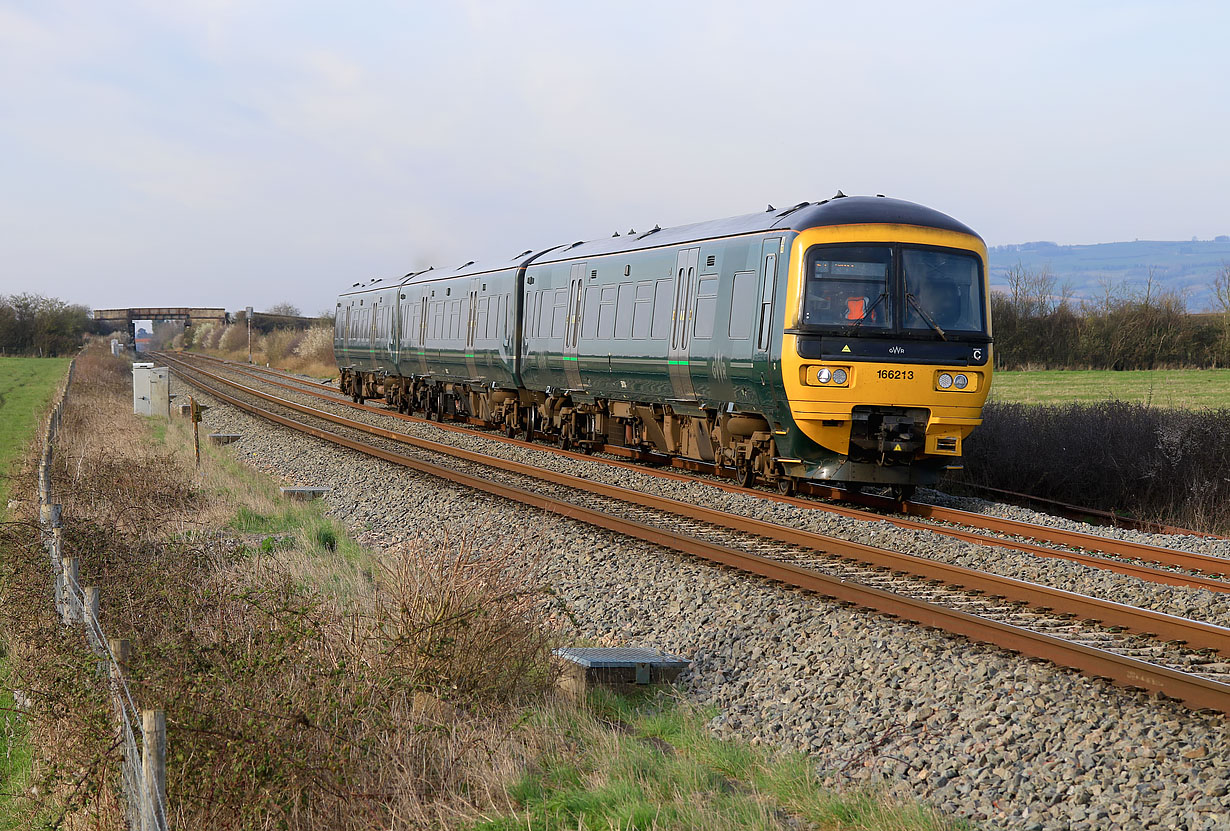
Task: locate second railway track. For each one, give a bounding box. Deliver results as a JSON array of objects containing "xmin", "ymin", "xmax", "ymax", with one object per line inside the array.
[
  {"xmin": 176, "ymin": 351, "xmax": 1230, "ymax": 588},
  {"xmin": 161, "ymin": 351, "xmax": 1230, "ymax": 714}
]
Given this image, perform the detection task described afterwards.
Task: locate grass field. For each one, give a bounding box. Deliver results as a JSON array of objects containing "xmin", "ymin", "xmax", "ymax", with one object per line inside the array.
[
  {"xmin": 0, "ymin": 357, "xmax": 68, "ymax": 827},
  {"xmin": 0, "ymin": 357, "xmax": 70, "ymax": 517},
  {"xmin": 988, "ymin": 368, "xmax": 1230, "ymax": 408}
]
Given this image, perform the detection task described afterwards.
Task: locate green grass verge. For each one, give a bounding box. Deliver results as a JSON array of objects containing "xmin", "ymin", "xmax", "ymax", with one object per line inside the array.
[
  {"xmin": 0, "ymin": 358, "xmax": 68, "ymax": 822},
  {"xmin": 0, "ymin": 651, "xmax": 33, "ymax": 830},
  {"xmin": 989, "ymin": 368, "xmax": 1230, "ymax": 408},
  {"xmin": 473, "ymin": 689, "xmax": 959, "ymax": 831},
  {"xmin": 0, "ymin": 357, "xmax": 70, "ymax": 517}
]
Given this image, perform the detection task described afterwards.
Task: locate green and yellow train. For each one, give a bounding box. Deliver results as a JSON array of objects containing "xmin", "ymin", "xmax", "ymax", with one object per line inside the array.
[{"xmin": 335, "ymin": 194, "xmax": 992, "ymax": 498}]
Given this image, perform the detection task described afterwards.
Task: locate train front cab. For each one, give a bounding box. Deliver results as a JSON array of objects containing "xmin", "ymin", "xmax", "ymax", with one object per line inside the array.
[{"xmin": 778, "ymin": 223, "xmax": 992, "ymax": 486}]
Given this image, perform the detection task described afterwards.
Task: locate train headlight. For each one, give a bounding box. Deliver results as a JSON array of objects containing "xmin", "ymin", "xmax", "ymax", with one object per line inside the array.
[
  {"xmin": 954, "ymin": 373, "xmax": 968, "ymax": 389},
  {"xmin": 938, "ymin": 373, "xmax": 954, "ymax": 389},
  {"xmin": 832, "ymin": 368, "xmax": 848, "ymax": 385},
  {"xmin": 816, "ymin": 368, "xmax": 832, "ymax": 384}
]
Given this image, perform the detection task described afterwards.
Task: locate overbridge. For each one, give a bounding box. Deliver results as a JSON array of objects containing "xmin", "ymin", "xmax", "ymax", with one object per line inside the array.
[{"xmin": 93, "ymin": 307, "xmax": 229, "ymax": 338}]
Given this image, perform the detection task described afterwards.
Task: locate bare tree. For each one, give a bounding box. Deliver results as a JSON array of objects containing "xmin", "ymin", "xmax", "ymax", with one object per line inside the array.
[
  {"xmin": 1215, "ymin": 262, "xmax": 1230, "ymax": 315},
  {"xmin": 267, "ymin": 302, "xmax": 302, "ymax": 316}
]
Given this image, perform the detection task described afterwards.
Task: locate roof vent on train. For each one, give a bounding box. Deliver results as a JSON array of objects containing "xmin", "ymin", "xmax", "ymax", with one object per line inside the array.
[
  {"xmin": 776, "ymin": 201, "xmax": 811, "ymax": 218},
  {"xmin": 766, "ymin": 204, "xmax": 776, "ymax": 212},
  {"xmin": 833, "ymin": 190, "xmax": 848, "ymax": 198},
  {"xmin": 568, "ymin": 240, "xmax": 585, "ymax": 249},
  {"xmin": 512, "ymin": 249, "xmax": 533, "ymax": 259},
  {"xmin": 457, "ymin": 260, "xmax": 475, "ymax": 270},
  {"xmin": 637, "ymin": 225, "xmax": 662, "ymax": 240}
]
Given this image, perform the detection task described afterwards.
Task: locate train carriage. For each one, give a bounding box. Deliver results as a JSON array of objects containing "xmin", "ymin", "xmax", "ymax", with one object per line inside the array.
[{"xmin": 335, "ymin": 193, "xmax": 992, "ymax": 496}]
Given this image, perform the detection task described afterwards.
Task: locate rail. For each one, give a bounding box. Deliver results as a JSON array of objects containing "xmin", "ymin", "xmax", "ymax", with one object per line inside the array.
[
  {"xmin": 170, "ymin": 351, "xmax": 1230, "ymax": 589},
  {"xmin": 161, "ymin": 352, "xmax": 1230, "ymax": 714}
]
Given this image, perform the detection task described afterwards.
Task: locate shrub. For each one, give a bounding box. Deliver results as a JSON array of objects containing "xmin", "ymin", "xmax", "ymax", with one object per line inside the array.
[{"xmin": 959, "ymin": 400, "xmax": 1230, "ymax": 533}]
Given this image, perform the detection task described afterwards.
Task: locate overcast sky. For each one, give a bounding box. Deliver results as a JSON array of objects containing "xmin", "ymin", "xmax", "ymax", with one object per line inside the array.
[{"xmin": 1, "ymin": 1, "xmax": 1227, "ymax": 315}]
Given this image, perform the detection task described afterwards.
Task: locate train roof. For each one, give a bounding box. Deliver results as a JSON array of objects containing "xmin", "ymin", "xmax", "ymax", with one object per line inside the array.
[
  {"xmin": 531, "ymin": 194, "xmax": 979, "ymax": 266},
  {"xmin": 339, "ymin": 195, "xmax": 981, "ymax": 298}
]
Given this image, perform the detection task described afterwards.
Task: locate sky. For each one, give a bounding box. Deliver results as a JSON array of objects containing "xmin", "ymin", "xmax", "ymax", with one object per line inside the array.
[{"xmin": 1, "ymin": 1, "xmax": 1228, "ymax": 316}]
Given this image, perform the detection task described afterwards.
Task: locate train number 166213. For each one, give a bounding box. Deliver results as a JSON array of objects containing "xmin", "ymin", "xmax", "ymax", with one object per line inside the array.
[{"xmin": 877, "ymin": 369, "xmax": 915, "ymax": 380}]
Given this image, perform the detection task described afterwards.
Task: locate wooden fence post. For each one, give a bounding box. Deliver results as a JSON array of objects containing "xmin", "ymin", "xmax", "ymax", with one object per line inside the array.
[
  {"xmin": 61, "ymin": 557, "xmax": 79, "ymax": 624},
  {"xmin": 142, "ymin": 709, "xmax": 166, "ymax": 831}
]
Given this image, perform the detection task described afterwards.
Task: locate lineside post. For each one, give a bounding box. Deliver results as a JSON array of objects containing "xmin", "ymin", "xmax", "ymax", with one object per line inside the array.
[
  {"xmin": 190, "ymin": 395, "xmax": 201, "ymax": 468},
  {"xmin": 141, "ymin": 709, "xmax": 167, "ymax": 831}
]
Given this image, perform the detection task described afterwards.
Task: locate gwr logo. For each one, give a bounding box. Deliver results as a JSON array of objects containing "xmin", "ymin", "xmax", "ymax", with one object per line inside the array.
[{"xmin": 888, "ymin": 346, "xmax": 905, "ymax": 355}]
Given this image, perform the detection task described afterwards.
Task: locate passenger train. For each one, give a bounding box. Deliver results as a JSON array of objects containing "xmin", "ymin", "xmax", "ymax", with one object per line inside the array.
[{"xmin": 334, "ymin": 194, "xmax": 992, "ymax": 499}]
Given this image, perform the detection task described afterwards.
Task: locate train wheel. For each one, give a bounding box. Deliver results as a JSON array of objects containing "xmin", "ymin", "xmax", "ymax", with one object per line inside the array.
[
  {"xmin": 736, "ymin": 460, "xmax": 756, "ymax": 489},
  {"xmin": 777, "ymin": 476, "xmax": 796, "ymax": 497}
]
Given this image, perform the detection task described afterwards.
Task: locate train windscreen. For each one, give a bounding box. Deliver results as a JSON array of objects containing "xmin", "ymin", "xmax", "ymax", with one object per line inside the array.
[
  {"xmin": 901, "ymin": 249, "xmax": 985, "ymax": 336},
  {"xmin": 801, "ymin": 245, "xmax": 894, "ymax": 330}
]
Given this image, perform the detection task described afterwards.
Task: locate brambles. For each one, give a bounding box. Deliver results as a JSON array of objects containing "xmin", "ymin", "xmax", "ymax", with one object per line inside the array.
[
  {"xmin": 1, "ymin": 344, "xmax": 561, "ymax": 828},
  {"xmin": 959, "ymin": 401, "xmax": 1230, "ymax": 534}
]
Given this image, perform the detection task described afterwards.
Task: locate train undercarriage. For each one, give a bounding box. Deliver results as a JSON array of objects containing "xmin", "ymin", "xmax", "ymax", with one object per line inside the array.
[{"xmin": 338, "ymin": 367, "xmax": 923, "ymax": 500}]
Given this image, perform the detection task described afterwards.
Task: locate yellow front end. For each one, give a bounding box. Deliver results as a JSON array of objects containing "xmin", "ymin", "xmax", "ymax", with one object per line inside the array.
[{"xmin": 780, "ymin": 224, "xmax": 992, "ymax": 467}]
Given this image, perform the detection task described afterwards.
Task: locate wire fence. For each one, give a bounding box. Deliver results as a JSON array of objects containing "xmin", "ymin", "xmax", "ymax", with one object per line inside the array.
[{"xmin": 34, "ymin": 356, "xmax": 169, "ymax": 831}]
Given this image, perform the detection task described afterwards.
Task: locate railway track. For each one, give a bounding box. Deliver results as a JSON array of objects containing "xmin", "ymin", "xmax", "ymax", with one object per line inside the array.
[
  {"xmin": 172, "ymin": 351, "xmax": 1230, "ymax": 590},
  {"xmin": 160, "ymin": 351, "xmax": 1230, "ymax": 714}
]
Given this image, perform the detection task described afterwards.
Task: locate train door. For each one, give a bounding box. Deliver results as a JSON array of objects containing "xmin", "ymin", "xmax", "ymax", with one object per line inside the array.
[
  {"xmin": 668, "ymin": 247, "xmax": 700, "ymax": 400},
  {"xmin": 417, "ymin": 295, "xmax": 429, "ymax": 374},
  {"xmin": 384, "ymin": 299, "xmax": 396, "ymax": 367},
  {"xmin": 563, "ymin": 263, "xmax": 585, "ymax": 390},
  {"xmin": 340, "ymin": 304, "xmax": 351, "ymax": 365},
  {"xmin": 465, "ymin": 277, "xmax": 481, "ymax": 379},
  {"xmin": 756, "ymin": 239, "xmax": 781, "ymax": 359}
]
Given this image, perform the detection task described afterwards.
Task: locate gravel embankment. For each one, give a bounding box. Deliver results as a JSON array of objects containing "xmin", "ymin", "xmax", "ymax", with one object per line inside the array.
[
  {"xmin": 172, "ymin": 373, "xmax": 1230, "ymax": 831},
  {"xmin": 186, "ymin": 364, "xmax": 1230, "ymax": 629}
]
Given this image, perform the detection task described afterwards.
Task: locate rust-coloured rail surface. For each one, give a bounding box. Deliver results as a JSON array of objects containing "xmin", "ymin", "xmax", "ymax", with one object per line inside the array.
[
  {"xmin": 162, "ymin": 352, "xmax": 1230, "ymax": 714},
  {"xmin": 182, "ymin": 352, "xmax": 1216, "ymax": 537},
  {"xmin": 171, "ymin": 352, "xmax": 1230, "ymax": 588}
]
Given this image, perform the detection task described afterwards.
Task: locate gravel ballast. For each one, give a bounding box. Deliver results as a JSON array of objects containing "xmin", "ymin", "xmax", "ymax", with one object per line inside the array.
[{"xmin": 173, "ymin": 373, "xmax": 1230, "ymax": 830}]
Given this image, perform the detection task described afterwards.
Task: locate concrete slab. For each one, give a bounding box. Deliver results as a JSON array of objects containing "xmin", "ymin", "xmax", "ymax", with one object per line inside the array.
[
  {"xmin": 554, "ymin": 646, "xmax": 689, "ymax": 699},
  {"xmin": 279, "ymin": 487, "xmax": 330, "ymax": 501}
]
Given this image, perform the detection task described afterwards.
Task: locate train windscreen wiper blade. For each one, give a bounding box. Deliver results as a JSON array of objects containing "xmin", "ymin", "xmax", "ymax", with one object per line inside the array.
[
  {"xmin": 842, "ymin": 292, "xmax": 888, "ymax": 336},
  {"xmin": 906, "ymin": 293, "xmax": 947, "ymax": 341}
]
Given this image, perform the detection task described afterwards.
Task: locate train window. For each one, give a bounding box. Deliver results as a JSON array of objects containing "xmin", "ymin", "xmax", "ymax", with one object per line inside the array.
[
  {"xmin": 651, "ymin": 279, "xmax": 673, "ymax": 340},
  {"xmin": 582, "ymin": 286, "xmax": 600, "ymax": 339},
  {"xmin": 597, "ymin": 285, "xmax": 617, "ymax": 339},
  {"xmin": 614, "ymin": 283, "xmax": 635, "ymax": 339},
  {"xmin": 632, "ymin": 282, "xmax": 654, "ymax": 339},
  {"xmin": 901, "ymin": 248, "xmax": 984, "ymax": 334},
  {"xmin": 476, "ymin": 297, "xmax": 489, "ymax": 341},
  {"xmin": 802, "ymin": 245, "xmax": 893, "ymax": 331},
  {"xmin": 552, "ymin": 289, "xmax": 568, "ymax": 339},
  {"xmin": 693, "ymin": 278, "xmax": 718, "ymax": 339},
  {"xmin": 729, "ymin": 271, "xmax": 756, "ymax": 339}
]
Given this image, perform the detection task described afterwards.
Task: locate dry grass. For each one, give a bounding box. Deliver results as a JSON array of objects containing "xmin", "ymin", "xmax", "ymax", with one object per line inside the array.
[
  {"xmin": 183, "ymin": 323, "xmax": 336, "ymax": 379},
  {"xmin": 0, "ymin": 345, "xmax": 562, "ymax": 829}
]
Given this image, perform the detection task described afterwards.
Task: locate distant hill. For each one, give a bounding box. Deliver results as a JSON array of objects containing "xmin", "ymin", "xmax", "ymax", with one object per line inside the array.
[{"xmin": 988, "ymin": 237, "xmax": 1230, "ymax": 312}]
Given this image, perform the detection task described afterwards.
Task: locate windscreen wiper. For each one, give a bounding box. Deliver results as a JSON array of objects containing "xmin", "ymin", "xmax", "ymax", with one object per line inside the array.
[
  {"xmin": 842, "ymin": 292, "xmax": 889, "ymax": 336},
  {"xmin": 905, "ymin": 293, "xmax": 947, "ymax": 341}
]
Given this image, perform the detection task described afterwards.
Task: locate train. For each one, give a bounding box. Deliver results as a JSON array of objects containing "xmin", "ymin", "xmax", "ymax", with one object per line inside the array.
[{"xmin": 334, "ymin": 193, "xmax": 992, "ymax": 500}]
